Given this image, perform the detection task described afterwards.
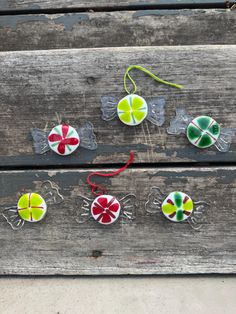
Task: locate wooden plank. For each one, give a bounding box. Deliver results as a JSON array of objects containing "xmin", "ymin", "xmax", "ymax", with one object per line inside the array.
[
  {"xmin": 0, "ymin": 46, "xmax": 235, "ymax": 166},
  {"xmin": 0, "ymin": 9, "xmax": 235, "ymax": 51},
  {"xmin": 0, "ymin": 166, "xmax": 235, "ymax": 275},
  {"xmin": 0, "ymin": 1, "xmax": 233, "ymax": 12}
]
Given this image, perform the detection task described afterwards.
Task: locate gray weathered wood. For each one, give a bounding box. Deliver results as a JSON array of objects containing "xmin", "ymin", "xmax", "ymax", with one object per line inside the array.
[
  {"xmin": 0, "ymin": 9, "xmax": 235, "ymax": 51},
  {"xmin": 0, "ymin": 1, "xmax": 234, "ymax": 12},
  {"xmin": 0, "ymin": 167, "xmax": 235, "ymax": 275},
  {"xmin": 0, "ymin": 45, "xmax": 235, "ymax": 166}
]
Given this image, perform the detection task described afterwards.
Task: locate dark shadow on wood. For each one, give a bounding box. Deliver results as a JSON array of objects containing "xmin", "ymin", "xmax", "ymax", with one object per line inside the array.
[
  {"xmin": 1, "ymin": 1, "xmax": 235, "ymax": 16},
  {"xmin": 1, "ymin": 161, "xmax": 236, "ymax": 172}
]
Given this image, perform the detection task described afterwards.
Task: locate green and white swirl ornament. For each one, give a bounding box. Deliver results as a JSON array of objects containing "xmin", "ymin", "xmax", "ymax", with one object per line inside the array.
[
  {"xmin": 167, "ymin": 108, "xmax": 235, "ymax": 152},
  {"xmin": 186, "ymin": 116, "xmax": 220, "ymax": 148},
  {"xmin": 101, "ymin": 65, "xmax": 183, "ymax": 127}
]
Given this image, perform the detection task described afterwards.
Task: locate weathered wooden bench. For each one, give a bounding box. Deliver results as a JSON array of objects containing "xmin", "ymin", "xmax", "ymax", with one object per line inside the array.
[{"xmin": 0, "ymin": 1, "xmax": 235, "ymax": 275}]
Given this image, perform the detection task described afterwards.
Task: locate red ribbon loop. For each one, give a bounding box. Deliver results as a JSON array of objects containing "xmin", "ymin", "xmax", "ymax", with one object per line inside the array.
[{"xmin": 86, "ymin": 152, "xmax": 134, "ymax": 197}]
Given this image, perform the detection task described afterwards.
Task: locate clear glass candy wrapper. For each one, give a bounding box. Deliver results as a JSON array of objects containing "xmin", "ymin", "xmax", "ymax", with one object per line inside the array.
[
  {"xmin": 145, "ymin": 187, "xmax": 209, "ymax": 230},
  {"xmin": 31, "ymin": 121, "xmax": 97, "ymax": 156},
  {"xmin": 74, "ymin": 193, "xmax": 137, "ymax": 225},
  {"xmin": 101, "ymin": 94, "xmax": 166, "ymax": 127},
  {"xmin": 167, "ymin": 108, "xmax": 235, "ymax": 152}
]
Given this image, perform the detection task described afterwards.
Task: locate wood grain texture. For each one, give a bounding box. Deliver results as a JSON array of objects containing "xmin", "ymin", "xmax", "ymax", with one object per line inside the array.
[
  {"xmin": 0, "ymin": 166, "xmax": 235, "ymax": 275},
  {"xmin": 0, "ymin": 1, "xmax": 233, "ymax": 11},
  {"xmin": 0, "ymin": 9, "xmax": 235, "ymax": 51},
  {"xmin": 0, "ymin": 46, "xmax": 235, "ymax": 166}
]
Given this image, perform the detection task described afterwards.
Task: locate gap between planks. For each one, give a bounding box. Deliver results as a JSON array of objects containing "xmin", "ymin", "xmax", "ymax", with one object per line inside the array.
[{"xmin": 0, "ymin": 0, "xmax": 235, "ymax": 15}]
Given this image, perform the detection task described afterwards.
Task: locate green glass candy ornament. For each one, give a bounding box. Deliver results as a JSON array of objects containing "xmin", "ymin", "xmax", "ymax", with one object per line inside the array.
[
  {"xmin": 168, "ymin": 109, "xmax": 235, "ymax": 152},
  {"xmin": 186, "ymin": 116, "xmax": 220, "ymax": 149},
  {"xmin": 2, "ymin": 181, "xmax": 63, "ymax": 230},
  {"xmin": 101, "ymin": 65, "xmax": 183, "ymax": 127},
  {"xmin": 117, "ymin": 94, "xmax": 148, "ymax": 126},
  {"xmin": 145, "ymin": 187, "xmax": 209, "ymax": 230},
  {"xmin": 161, "ymin": 191, "xmax": 194, "ymax": 222},
  {"xmin": 17, "ymin": 193, "xmax": 47, "ymax": 222}
]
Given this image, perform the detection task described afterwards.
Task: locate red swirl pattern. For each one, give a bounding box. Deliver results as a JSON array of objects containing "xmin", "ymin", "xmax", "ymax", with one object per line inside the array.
[
  {"xmin": 91, "ymin": 195, "xmax": 121, "ymax": 224},
  {"xmin": 48, "ymin": 124, "xmax": 80, "ymax": 155}
]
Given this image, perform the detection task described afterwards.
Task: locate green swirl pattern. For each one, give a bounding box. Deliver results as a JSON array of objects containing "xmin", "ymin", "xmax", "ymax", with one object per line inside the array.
[{"xmin": 186, "ymin": 116, "xmax": 220, "ymax": 148}]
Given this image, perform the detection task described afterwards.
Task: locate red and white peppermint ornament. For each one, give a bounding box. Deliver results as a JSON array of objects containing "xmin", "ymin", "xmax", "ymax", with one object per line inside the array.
[
  {"xmin": 48, "ymin": 124, "xmax": 80, "ymax": 156},
  {"xmin": 91, "ymin": 195, "xmax": 121, "ymax": 225}
]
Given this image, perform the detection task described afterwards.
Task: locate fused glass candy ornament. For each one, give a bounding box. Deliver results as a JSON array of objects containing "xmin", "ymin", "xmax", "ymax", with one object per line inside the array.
[
  {"xmin": 74, "ymin": 152, "xmax": 137, "ymax": 225},
  {"xmin": 161, "ymin": 191, "xmax": 193, "ymax": 222},
  {"xmin": 101, "ymin": 94, "xmax": 166, "ymax": 127},
  {"xmin": 2, "ymin": 181, "xmax": 63, "ymax": 230},
  {"xmin": 74, "ymin": 193, "xmax": 136, "ymax": 225},
  {"xmin": 145, "ymin": 187, "xmax": 209, "ymax": 230},
  {"xmin": 117, "ymin": 94, "xmax": 148, "ymax": 126},
  {"xmin": 91, "ymin": 195, "xmax": 121, "ymax": 225},
  {"xmin": 17, "ymin": 193, "xmax": 47, "ymax": 222},
  {"xmin": 101, "ymin": 65, "xmax": 183, "ymax": 127},
  {"xmin": 186, "ymin": 116, "xmax": 220, "ymax": 148},
  {"xmin": 48, "ymin": 124, "xmax": 80, "ymax": 155},
  {"xmin": 31, "ymin": 121, "xmax": 97, "ymax": 155},
  {"xmin": 167, "ymin": 108, "xmax": 235, "ymax": 152}
]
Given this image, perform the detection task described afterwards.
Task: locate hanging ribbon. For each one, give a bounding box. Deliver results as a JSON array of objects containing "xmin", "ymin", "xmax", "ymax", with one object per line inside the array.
[
  {"xmin": 86, "ymin": 152, "xmax": 134, "ymax": 196},
  {"xmin": 123, "ymin": 65, "xmax": 184, "ymax": 94}
]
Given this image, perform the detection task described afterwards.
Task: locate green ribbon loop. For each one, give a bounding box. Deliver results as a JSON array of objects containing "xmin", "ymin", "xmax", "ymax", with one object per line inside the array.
[{"xmin": 123, "ymin": 65, "xmax": 184, "ymax": 94}]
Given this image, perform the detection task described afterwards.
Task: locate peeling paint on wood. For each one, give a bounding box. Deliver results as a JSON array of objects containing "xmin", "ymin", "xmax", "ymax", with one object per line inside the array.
[
  {"xmin": 0, "ymin": 10, "xmax": 235, "ymax": 51},
  {"xmin": 0, "ymin": 13, "xmax": 89, "ymax": 31},
  {"xmin": 0, "ymin": 167, "xmax": 235, "ymax": 275}
]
